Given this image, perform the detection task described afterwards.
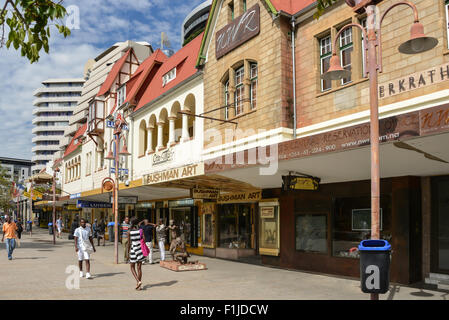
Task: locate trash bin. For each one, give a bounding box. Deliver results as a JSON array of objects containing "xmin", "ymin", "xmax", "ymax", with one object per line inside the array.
[
  {"xmin": 48, "ymin": 222, "xmax": 53, "ymax": 235},
  {"xmin": 359, "ymin": 239, "xmax": 391, "ymax": 294},
  {"xmin": 108, "ymin": 222, "xmax": 115, "ymax": 242}
]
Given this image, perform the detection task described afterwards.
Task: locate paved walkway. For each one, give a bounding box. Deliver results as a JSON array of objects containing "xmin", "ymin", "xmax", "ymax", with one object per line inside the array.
[{"xmin": 0, "ymin": 227, "xmax": 447, "ymax": 300}]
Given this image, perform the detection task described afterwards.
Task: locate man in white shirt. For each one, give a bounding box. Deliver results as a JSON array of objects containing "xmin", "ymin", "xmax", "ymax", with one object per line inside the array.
[
  {"xmin": 74, "ymin": 218, "xmax": 96, "ymax": 279},
  {"xmin": 156, "ymin": 219, "xmax": 167, "ymax": 262},
  {"xmin": 56, "ymin": 216, "xmax": 63, "ymax": 238}
]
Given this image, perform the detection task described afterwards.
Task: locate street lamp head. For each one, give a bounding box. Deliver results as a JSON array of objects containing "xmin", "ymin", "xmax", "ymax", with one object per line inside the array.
[
  {"xmin": 399, "ymin": 22, "xmax": 438, "ymax": 54},
  {"xmin": 119, "ymin": 144, "xmax": 131, "ymax": 157},
  {"xmin": 105, "ymin": 149, "xmax": 114, "ymax": 161},
  {"xmin": 321, "ymin": 54, "xmax": 351, "ymax": 81}
]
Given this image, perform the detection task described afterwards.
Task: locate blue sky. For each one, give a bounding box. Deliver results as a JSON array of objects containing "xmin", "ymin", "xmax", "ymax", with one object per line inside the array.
[{"xmin": 0, "ymin": 0, "xmax": 205, "ymax": 160}]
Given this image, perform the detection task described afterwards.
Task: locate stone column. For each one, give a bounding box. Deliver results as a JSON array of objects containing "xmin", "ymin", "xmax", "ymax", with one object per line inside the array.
[
  {"xmin": 157, "ymin": 122, "xmax": 164, "ymax": 150},
  {"xmin": 168, "ymin": 116, "xmax": 176, "ymax": 146},
  {"xmin": 181, "ymin": 110, "xmax": 190, "ymax": 142},
  {"xmin": 147, "ymin": 126, "xmax": 154, "ymax": 153}
]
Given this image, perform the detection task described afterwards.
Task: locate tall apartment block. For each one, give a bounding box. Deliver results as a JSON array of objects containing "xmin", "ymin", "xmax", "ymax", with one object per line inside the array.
[{"xmin": 32, "ymin": 78, "xmax": 84, "ymax": 174}]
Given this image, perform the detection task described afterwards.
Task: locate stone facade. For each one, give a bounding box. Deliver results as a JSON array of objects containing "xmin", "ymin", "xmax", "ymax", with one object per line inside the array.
[{"xmin": 295, "ymin": 0, "xmax": 449, "ymax": 129}]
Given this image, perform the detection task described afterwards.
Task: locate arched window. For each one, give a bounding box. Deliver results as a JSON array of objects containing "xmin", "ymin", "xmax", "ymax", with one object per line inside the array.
[
  {"xmin": 139, "ymin": 120, "xmax": 147, "ymax": 156},
  {"xmin": 184, "ymin": 94, "xmax": 196, "ymax": 139}
]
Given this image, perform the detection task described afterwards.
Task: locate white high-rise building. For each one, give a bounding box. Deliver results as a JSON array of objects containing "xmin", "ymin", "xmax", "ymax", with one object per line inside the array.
[{"xmin": 31, "ymin": 78, "xmax": 84, "ymax": 174}]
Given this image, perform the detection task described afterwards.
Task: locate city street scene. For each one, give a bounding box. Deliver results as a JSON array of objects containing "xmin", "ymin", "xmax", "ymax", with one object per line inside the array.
[{"xmin": 1, "ymin": 0, "xmax": 449, "ymax": 309}]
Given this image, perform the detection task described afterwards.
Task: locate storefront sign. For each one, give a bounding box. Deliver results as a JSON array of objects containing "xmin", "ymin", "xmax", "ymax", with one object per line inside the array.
[
  {"xmin": 260, "ymin": 206, "xmax": 275, "ymax": 219},
  {"xmin": 169, "ymin": 199, "xmax": 194, "ymax": 207},
  {"xmin": 290, "ymin": 177, "xmax": 320, "ymax": 191},
  {"xmin": 153, "ymin": 149, "xmax": 174, "ymax": 166},
  {"xmin": 110, "ymin": 196, "xmax": 138, "ymax": 204},
  {"xmin": 215, "ymin": 4, "xmax": 260, "ymax": 59},
  {"xmin": 419, "ymin": 103, "xmax": 449, "ymax": 135},
  {"xmin": 70, "ymin": 193, "xmax": 81, "ymax": 199},
  {"xmin": 378, "ymin": 62, "xmax": 449, "ymax": 99},
  {"xmin": 136, "ymin": 202, "xmax": 153, "ymax": 208},
  {"xmin": 191, "ymin": 188, "xmax": 219, "ymax": 199},
  {"xmin": 24, "ymin": 192, "xmax": 38, "ymax": 200},
  {"xmin": 142, "ymin": 163, "xmax": 204, "ymax": 185},
  {"xmin": 66, "ymin": 205, "xmax": 78, "ymax": 211},
  {"xmin": 76, "ymin": 200, "xmax": 112, "ymax": 208},
  {"xmin": 217, "ymin": 190, "xmax": 261, "ymax": 203}
]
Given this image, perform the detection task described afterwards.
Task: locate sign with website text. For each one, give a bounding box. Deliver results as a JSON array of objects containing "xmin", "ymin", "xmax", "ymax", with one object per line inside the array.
[
  {"xmin": 142, "ymin": 162, "xmax": 205, "ymax": 185},
  {"xmin": 191, "ymin": 188, "xmax": 219, "ymax": 199},
  {"xmin": 217, "ymin": 190, "xmax": 261, "ymax": 203},
  {"xmin": 378, "ymin": 62, "xmax": 449, "ymax": 99},
  {"xmin": 215, "ymin": 4, "xmax": 260, "ymax": 59}
]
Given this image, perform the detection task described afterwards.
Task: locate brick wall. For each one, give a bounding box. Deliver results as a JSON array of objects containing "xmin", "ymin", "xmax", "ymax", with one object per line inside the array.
[{"xmin": 295, "ymin": 0, "xmax": 449, "ymax": 129}]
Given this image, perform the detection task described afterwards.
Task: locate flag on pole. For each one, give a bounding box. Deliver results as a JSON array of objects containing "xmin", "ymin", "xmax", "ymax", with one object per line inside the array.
[{"xmin": 161, "ymin": 32, "xmax": 171, "ymax": 49}]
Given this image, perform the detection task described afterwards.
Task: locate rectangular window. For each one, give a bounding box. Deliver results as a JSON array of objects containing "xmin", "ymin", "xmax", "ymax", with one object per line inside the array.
[
  {"xmin": 295, "ymin": 214, "xmax": 327, "ymax": 253},
  {"xmin": 117, "ymin": 84, "xmax": 126, "ymax": 107},
  {"xmin": 446, "ymin": 0, "xmax": 449, "ymax": 49},
  {"xmin": 234, "ymin": 66, "xmax": 244, "ymax": 115},
  {"xmin": 320, "ymin": 35, "xmax": 332, "ymax": 91},
  {"xmin": 361, "ymin": 18, "xmax": 367, "ymax": 77},
  {"xmin": 224, "ymin": 80, "xmax": 230, "ymax": 120},
  {"xmin": 339, "ymin": 27, "xmax": 353, "ymax": 85},
  {"xmin": 162, "ymin": 68, "xmax": 176, "ymax": 86},
  {"xmin": 250, "ymin": 63, "xmax": 258, "ymax": 109}
]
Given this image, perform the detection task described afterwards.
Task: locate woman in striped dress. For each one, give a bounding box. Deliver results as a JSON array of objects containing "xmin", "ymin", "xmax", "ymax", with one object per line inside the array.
[{"xmin": 127, "ymin": 217, "xmax": 145, "ymax": 290}]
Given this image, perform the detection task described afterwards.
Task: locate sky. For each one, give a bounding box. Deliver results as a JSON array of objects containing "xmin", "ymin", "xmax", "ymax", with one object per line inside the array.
[{"xmin": 0, "ymin": 0, "xmax": 206, "ymax": 160}]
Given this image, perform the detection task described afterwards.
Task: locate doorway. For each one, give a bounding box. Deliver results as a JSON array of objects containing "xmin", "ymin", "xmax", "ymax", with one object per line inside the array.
[{"xmin": 431, "ymin": 176, "xmax": 449, "ymax": 274}]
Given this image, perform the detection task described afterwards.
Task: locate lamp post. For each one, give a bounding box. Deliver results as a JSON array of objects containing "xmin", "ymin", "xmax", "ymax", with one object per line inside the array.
[
  {"xmin": 322, "ymin": 0, "xmax": 437, "ymax": 300},
  {"xmin": 52, "ymin": 168, "xmax": 60, "ymax": 245},
  {"xmin": 104, "ymin": 114, "xmax": 131, "ymax": 264}
]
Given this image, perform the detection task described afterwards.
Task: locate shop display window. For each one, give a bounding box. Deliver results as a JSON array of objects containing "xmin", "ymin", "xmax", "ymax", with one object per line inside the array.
[
  {"xmin": 332, "ymin": 196, "xmax": 391, "ymax": 258},
  {"xmin": 218, "ymin": 204, "xmax": 252, "ymax": 249},
  {"xmin": 259, "ymin": 203, "xmax": 280, "ymax": 255},
  {"xmin": 202, "ymin": 213, "xmax": 214, "ymax": 247},
  {"xmin": 172, "ymin": 207, "xmax": 192, "ymax": 246},
  {"xmin": 295, "ymin": 214, "xmax": 327, "ymax": 253}
]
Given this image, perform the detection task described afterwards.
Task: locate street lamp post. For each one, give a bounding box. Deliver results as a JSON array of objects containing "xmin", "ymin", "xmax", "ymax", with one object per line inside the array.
[
  {"xmin": 322, "ymin": 0, "xmax": 437, "ymax": 300},
  {"xmin": 104, "ymin": 114, "xmax": 131, "ymax": 264},
  {"xmin": 52, "ymin": 168, "xmax": 60, "ymax": 245}
]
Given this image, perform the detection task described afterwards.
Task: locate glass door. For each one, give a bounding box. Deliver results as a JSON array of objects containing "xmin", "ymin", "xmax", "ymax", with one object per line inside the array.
[{"xmin": 432, "ymin": 176, "xmax": 449, "ymax": 274}]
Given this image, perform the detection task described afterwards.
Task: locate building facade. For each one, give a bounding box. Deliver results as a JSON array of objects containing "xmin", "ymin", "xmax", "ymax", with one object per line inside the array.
[
  {"xmin": 32, "ymin": 79, "xmax": 84, "ymax": 174},
  {"xmin": 182, "ymin": 0, "xmax": 212, "ymax": 45}
]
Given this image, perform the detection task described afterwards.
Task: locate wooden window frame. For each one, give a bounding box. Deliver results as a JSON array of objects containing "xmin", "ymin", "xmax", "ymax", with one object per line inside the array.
[
  {"xmin": 320, "ymin": 35, "xmax": 332, "ymax": 92},
  {"xmin": 234, "ymin": 66, "xmax": 245, "ymax": 116},
  {"xmin": 339, "ymin": 27, "xmax": 353, "ymax": 85},
  {"xmin": 250, "ymin": 63, "xmax": 258, "ymax": 110}
]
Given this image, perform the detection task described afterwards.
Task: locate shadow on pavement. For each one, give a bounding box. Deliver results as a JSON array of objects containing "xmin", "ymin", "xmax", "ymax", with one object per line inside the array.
[
  {"xmin": 94, "ymin": 272, "xmax": 125, "ymax": 278},
  {"xmin": 13, "ymin": 257, "xmax": 46, "ymax": 260},
  {"xmin": 143, "ymin": 280, "xmax": 178, "ymax": 290}
]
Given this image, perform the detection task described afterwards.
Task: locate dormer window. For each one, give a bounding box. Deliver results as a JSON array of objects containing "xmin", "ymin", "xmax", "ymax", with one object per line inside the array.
[
  {"xmin": 117, "ymin": 84, "xmax": 126, "ymax": 107},
  {"xmin": 163, "ymin": 68, "xmax": 176, "ymax": 86},
  {"xmin": 87, "ymin": 98, "xmax": 105, "ymax": 134}
]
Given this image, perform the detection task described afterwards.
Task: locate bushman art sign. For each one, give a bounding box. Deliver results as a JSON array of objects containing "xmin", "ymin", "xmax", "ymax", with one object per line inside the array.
[{"xmin": 142, "ymin": 163, "xmax": 205, "ymax": 185}]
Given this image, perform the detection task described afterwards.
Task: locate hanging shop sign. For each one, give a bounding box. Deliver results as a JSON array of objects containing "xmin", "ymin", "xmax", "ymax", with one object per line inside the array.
[
  {"xmin": 65, "ymin": 204, "xmax": 78, "ymax": 211},
  {"xmin": 168, "ymin": 199, "xmax": 195, "ymax": 207},
  {"xmin": 377, "ymin": 62, "xmax": 449, "ymax": 99},
  {"xmin": 217, "ymin": 190, "xmax": 262, "ymax": 204},
  {"xmin": 215, "ymin": 4, "xmax": 260, "ymax": 59},
  {"xmin": 142, "ymin": 163, "xmax": 204, "ymax": 185},
  {"xmin": 282, "ymin": 176, "xmax": 320, "ymax": 191},
  {"xmin": 23, "ymin": 192, "xmax": 38, "ymax": 200},
  {"xmin": 153, "ymin": 148, "xmax": 174, "ymax": 166},
  {"xmin": 190, "ymin": 188, "xmax": 220, "ymax": 199},
  {"xmin": 136, "ymin": 202, "xmax": 153, "ymax": 209},
  {"xmin": 76, "ymin": 200, "xmax": 112, "ymax": 208},
  {"xmin": 110, "ymin": 196, "xmax": 138, "ymax": 204}
]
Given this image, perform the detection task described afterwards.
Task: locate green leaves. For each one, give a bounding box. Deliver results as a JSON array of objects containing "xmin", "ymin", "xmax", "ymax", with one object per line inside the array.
[
  {"xmin": 314, "ymin": 0, "xmax": 338, "ymax": 19},
  {"xmin": 1, "ymin": 0, "xmax": 72, "ymax": 63}
]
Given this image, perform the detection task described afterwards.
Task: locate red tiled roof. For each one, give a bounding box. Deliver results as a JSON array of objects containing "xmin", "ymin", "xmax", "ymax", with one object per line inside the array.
[
  {"xmin": 124, "ymin": 49, "xmax": 167, "ymax": 107},
  {"xmin": 97, "ymin": 49, "xmax": 131, "ymax": 97},
  {"xmin": 63, "ymin": 123, "xmax": 87, "ymax": 158},
  {"xmin": 134, "ymin": 33, "xmax": 203, "ymax": 112},
  {"xmin": 270, "ymin": 0, "xmax": 315, "ymax": 15}
]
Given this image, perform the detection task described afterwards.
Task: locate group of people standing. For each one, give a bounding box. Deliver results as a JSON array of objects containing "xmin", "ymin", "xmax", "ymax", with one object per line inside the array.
[{"xmin": 73, "ymin": 215, "xmax": 174, "ymax": 290}]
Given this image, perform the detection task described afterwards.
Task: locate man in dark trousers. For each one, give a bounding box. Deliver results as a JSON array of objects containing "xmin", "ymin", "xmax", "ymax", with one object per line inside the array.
[{"xmin": 138, "ymin": 219, "xmax": 157, "ymax": 264}]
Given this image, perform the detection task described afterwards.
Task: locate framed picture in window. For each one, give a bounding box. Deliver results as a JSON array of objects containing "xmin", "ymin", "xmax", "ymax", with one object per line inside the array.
[
  {"xmin": 259, "ymin": 201, "xmax": 280, "ymax": 256},
  {"xmin": 351, "ymin": 208, "xmax": 383, "ymax": 231}
]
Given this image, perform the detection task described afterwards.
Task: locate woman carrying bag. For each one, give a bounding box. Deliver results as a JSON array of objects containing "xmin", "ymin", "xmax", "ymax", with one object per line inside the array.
[{"xmin": 127, "ymin": 217, "xmax": 148, "ymax": 290}]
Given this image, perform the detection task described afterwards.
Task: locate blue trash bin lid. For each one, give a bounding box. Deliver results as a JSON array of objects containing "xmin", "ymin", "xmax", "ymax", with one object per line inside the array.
[
  {"xmin": 48, "ymin": 222, "xmax": 53, "ymax": 226},
  {"xmin": 358, "ymin": 239, "xmax": 391, "ymax": 251},
  {"xmin": 107, "ymin": 222, "xmax": 115, "ymax": 226}
]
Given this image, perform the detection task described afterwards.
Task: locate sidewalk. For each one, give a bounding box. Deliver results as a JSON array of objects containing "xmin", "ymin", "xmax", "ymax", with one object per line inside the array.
[{"xmin": 0, "ymin": 227, "xmax": 447, "ymax": 300}]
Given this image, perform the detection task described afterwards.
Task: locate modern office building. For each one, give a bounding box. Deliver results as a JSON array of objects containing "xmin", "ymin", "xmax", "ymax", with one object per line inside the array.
[
  {"xmin": 32, "ymin": 79, "xmax": 84, "ymax": 174},
  {"xmin": 182, "ymin": 0, "xmax": 212, "ymax": 45},
  {"xmin": 0, "ymin": 157, "xmax": 33, "ymax": 182}
]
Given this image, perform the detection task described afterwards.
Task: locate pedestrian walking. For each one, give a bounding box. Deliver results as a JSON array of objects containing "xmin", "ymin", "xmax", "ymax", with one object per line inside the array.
[
  {"xmin": 74, "ymin": 218, "xmax": 96, "ymax": 279},
  {"xmin": 26, "ymin": 220, "xmax": 32, "ymax": 236},
  {"xmin": 56, "ymin": 216, "xmax": 63, "ymax": 238},
  {"xmin": 92, "ymin": 219, "xmax": 98, "ymax": 239},
  {"xmin": 127, "ymin": 217, "xmax": 145, "ymax": 290},
  {"xmin": 121, "ymin": 216, "xmax": 131, "ymax": 263},
  {"xmin": 96, "ymin": 219, "xmax": 106, "ymax": 246},
  {"xmin": 156, "ymin": 219, "xmax": 167, "ymax": 262},
  {"xmin": 1, "ymin": 215, "xmax": 18, "ymax": 260},
  {"xmin": 139, "ymin": 219, "xmax": 157, "ymax": 264},
  {"xmin": 16, "ymin": 218, "xmax": 23, "ymax": 240},
  {"xmin": 69, "ymin": 216, "xmax": 79, "ymax": 240}
]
